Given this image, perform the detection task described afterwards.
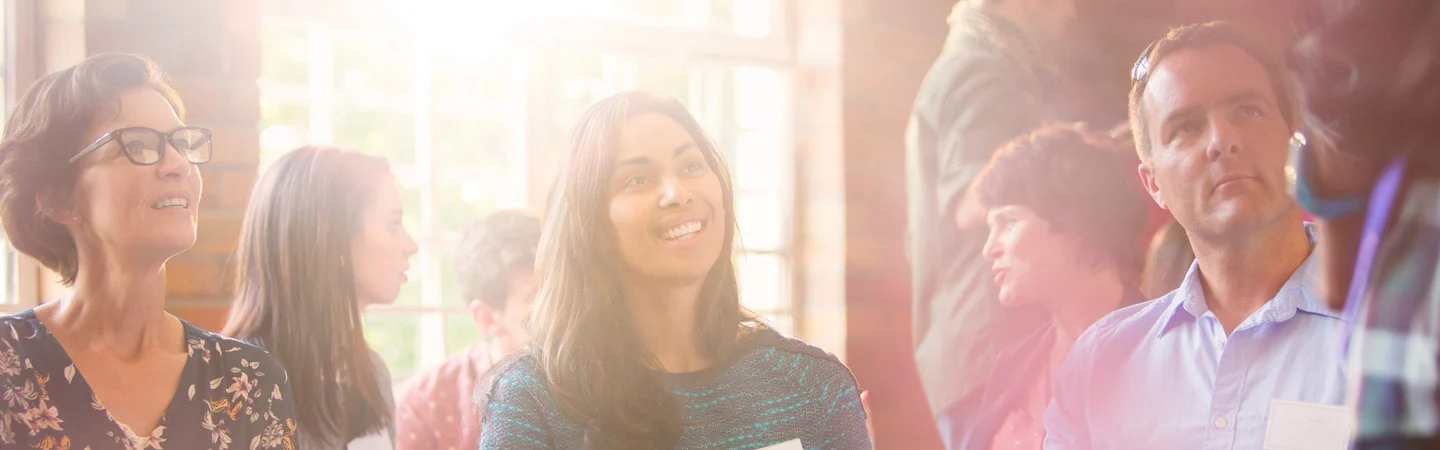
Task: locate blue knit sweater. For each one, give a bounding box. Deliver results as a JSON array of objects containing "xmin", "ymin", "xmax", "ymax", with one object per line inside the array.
[{"xmin": 479, "ymin": 328, "xmax": 872, "ymax": 449}]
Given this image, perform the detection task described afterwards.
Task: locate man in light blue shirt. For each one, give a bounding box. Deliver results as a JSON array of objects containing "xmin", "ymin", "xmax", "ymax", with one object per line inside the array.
[{"xmin": 1044, "ymin": 22, "xmax": 1350, "ymax": 450}]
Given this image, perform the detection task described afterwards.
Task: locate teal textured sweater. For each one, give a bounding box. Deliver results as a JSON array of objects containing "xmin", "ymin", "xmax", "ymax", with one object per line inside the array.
[{"xmin": 479, "ymin": 328, "xmax": 872, "ymax": 449}]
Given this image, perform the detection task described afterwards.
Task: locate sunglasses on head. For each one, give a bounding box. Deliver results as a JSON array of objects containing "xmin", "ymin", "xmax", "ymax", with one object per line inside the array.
[{"xmin": 1131, "ymin": 39, "xmax": 1159, "ymax": 84}]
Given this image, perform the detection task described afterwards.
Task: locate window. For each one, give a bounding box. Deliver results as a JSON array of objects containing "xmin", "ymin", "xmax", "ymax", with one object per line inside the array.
[
  {"xmin": 0, "ymin": 0, "xmax": 13, "ymax": 306},
  {"xmin": 260, "ymin": 0, "xmax": 795, "ymax": 382},
  {"xmin": 0, "ymin": 0, "xmax": 38, "ymax": 312}
]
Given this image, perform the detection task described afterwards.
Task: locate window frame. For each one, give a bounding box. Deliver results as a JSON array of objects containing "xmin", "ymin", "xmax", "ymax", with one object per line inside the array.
[
  {"xmin": 1, "ymin": 0, "xmax": 43, "ymax": 313},
  {"xmin": 258, "ymin": 0, "xmax": 801, "ymax": 381}
]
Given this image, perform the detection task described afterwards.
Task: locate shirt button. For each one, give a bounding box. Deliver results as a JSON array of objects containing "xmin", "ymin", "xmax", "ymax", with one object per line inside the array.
[{"xmin": 1214, "ymin": 417, "xmax": 1228, "ymax": 429}]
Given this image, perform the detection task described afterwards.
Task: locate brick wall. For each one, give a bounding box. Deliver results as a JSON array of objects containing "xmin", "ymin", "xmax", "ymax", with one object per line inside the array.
[
  {"xmin": 83, "ymin": 0, "xmax": 262, "ymax": 331},
  {"xmin": 836, "ymin": 1, "xmax": 952, "ymax": 448},
  {"xmin": 794, "ymin": 0, "xmax": 847, "ymax": 370}
]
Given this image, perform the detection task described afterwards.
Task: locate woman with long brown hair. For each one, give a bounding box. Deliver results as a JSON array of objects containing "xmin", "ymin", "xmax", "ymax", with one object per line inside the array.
[
  {"xmin": 479, "ymin": 91, "xmax": 869, "ymax": 449},
  {"xmin": 225, "ymin": 146, "xmax": 418, "ymax": 448}
]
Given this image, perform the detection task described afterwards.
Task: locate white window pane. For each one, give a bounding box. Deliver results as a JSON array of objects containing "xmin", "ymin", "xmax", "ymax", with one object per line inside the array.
[
  {"xmin": 615, "ymin": 0, "xmax": 697, "ymax": 26},
  {"xmin": 736, "ymin": 192, "xmax": 784, "ymax": 251},
  {"xmin": 758, "ymin": 313, "xmax": 792, "ymax": 337},
  {"xmin": 732, "ymin": 0, "xmax": 772, "ymax": 37},
  {"xmin": 418, "ymin": 311, "xmax": 447, "ymax": 370},
  {"xmin": 446, "ymin": 312, "xmax": 485, "ymax": 357},
  {"xmin": 259, "ymin": 25, "xmax": 309, "ymax": 86},
  {"xmin": 733, "ymin": 66, "xmax": 783, "ymax": 130},
  {"xmin": 258, "ymin": 103, "xmax": 310, "ymax": 166},
  {"xmin": 738, "ymin": 253, "xmax": 786, "ymax": 313},
  {"xmin": 364, "ymin": 313, "xmax": 421, "ymax": 382},
  {"xmin": 734, "ymin": 130, "xmax": 782, "ymax": 192}
]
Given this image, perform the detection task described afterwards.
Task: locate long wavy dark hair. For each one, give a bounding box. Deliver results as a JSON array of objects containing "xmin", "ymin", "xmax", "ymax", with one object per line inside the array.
[
  {"xmin": 1290, "ymin": 0, "xmax": 1440, "ymax": 173},
  {"xmin": 224, "ymin": 146, "xmax": 394, "ymax": 446},
  {"xmin": 529, "ymin": 91, "xmax": 753, "ymax": 448}
]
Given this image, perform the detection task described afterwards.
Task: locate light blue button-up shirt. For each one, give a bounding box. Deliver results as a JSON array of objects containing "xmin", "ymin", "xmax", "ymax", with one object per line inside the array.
[{"xmin": 1044, "ymin": 240, "xmax": 1348, "ymax": 449}]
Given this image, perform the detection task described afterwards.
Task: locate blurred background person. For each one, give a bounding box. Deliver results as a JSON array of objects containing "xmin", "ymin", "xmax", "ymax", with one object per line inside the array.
[
  {"xmin": 0, "ymin": 52, "xmax": 298, "ymax": 450},
  {"xmin": 960, "ymin": 124, "xmax": 1149, "ymax": 450},
  {"xmin": 1141, "ymin": 220, "xmax": 1195, "ymax": 298},
  {"xmin": 904, "ymin": 0, "xmax": 1077, "ymax": 444},
  {"xmin": 225, "ymin": 146, "xmax": 419, "ymax": 449},
  {"xmin": 1286, "ymin": 0, "xmax": 1440, "ymax": 447},
  {"xmin": 480, "ymin": 91, "xmax": 870, "ymax": 449},
  {"xmin": 1107, "ymin": 123, "xmax": 1191, "ymax": 299},
  {"xmin": 396, "ymin": 210, "xmax": 540, "ymax": 450}
]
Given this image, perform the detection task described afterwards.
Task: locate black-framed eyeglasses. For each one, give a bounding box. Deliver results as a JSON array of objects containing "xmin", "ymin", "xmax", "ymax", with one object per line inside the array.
[
  {"xmin": 68, "ymin": 126, "xmax": 214, "ymax": 166},
  {"xmin": 1131, "ymin": 39, "xmax": 1159, "ymax": 83}
]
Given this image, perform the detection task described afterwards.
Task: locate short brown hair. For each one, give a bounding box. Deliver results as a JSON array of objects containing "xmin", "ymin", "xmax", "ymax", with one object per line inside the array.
[
  {"xmin": 455, "ymin": 210, "xmax": 540, "ymax": 308},
  {"xmin": 1128, "ymin": 21, "xmax": 1295, "ymax": 160},
  {"xmin": 976, "ymin": 123, "xmax": 1151, "ymax": 278},
  {"xmin": 0, "ymin": 53, "xmax": 184, "ymax": 285}
]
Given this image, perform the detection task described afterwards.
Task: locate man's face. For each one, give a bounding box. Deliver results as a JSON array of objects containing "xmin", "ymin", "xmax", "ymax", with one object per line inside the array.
[{"xmin": 1138, "ymin": 43, "xmax": 1299, "ymax": 239}]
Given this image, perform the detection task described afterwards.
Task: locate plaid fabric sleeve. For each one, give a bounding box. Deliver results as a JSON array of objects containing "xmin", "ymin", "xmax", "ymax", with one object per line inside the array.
[{"xmin": 1356, "ymin": 180, "xmax": 1440, "ymax": 447}]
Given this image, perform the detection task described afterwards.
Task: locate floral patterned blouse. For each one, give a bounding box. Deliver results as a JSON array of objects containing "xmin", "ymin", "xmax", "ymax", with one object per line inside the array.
[{"xmin": 0, "ymin": 309, "xmax": 299, "ymax": 450}]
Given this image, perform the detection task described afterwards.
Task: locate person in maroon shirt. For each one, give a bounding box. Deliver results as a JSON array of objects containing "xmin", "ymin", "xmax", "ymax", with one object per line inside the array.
[{"xmin": 395, "ymin": 211, "xmax": 540, "ymax": 450}]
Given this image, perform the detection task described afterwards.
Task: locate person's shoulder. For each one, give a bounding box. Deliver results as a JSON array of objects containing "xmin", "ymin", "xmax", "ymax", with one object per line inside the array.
[
  {"xmin": 403, "ymin": 347, "xmax": 485, "ymax": 405},
  {"xmin": 942, "ymin": 35, "xmax": 1011, "ymax": 66},
  {"xmin": 927, "ymin": 39, "xmax": 1024, "ymax": 85},
  {"xmin": 486, "ymin": 350, "xmax": 545, "ymax": 395},
  {"xmin": 937, "ymin": 8, "xmax": 1032, "ymax": 67},
  {"xmin": 367, "ymin": 346, "xmax": 393, "ymax": 389},
  {"xmin": 0, "ymin": 310, "xmax": 40, "ymax": 343},
  {"xmin": 182, "ymin": 321, "xmax": 287, "ymax": 373},
  {"xmin": 479, "ymin": 351, "xmax": 554, "ymax": 423},
  {"xmin": 743, "ymin": 327, "xmax": 857, "ymax": 386},
  {"xmin": 409, "ymin": 348, "xmax": 481, "ymax": 389},
  {"xmin": 1074, "ymin": 292, "xmax": 1183, "ymax": 352}
]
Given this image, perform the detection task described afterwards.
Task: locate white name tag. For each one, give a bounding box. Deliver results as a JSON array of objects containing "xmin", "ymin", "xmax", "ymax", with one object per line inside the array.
[
  {"xmin": 1263, "ymin": 399, "xmax": 1355, "ymax": 450},
  {"xmin": 757, "ymin": 439, "xmax": 803, "ymax": 450}
]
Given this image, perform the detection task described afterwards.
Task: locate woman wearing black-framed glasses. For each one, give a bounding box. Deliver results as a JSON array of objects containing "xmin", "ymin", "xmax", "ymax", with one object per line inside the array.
[
  {"xmin": 0, "ymin": 53, "xmax": 297, "ymax": 449},
  {"xmin": 68, "ymin": 126, "xmax": 214, "ymax": 166}
]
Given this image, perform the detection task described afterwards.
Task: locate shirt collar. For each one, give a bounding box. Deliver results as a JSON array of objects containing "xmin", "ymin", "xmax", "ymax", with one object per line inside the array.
[
  {"xmin": 1155, "ymin": 224, "xmax": 1337, "ymax": 337},
  {"xmin": 1155, "ymin": 261, "xmax": 1205, "ymax": 337}
]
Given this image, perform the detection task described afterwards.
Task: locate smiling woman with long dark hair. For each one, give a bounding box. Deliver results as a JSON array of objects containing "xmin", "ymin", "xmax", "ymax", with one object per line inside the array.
[{"xmin": 478, "ymin": 91, "xmax": 870, "ymax": 449}]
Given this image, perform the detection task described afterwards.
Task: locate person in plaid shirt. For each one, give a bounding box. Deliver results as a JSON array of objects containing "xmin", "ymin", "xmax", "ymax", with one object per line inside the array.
[{"xmin": 1288, "ymin": 0, "xmax": 1440, "ymax": 448}]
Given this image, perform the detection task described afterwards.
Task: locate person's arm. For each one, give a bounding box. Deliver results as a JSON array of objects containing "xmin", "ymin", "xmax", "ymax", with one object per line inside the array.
[
  {"xmin": 935, "ymin": 56, "xmax": 1044, "ymax": 230},
  {"xmin": 1309, "ymin": 144, "xmax": 1388, "ymax": 311},
  {"xmin": 1043, "ymin": 332, "xmax": 1097, "ymax": 449},
  {"xmin": 810, "ymin": 362, "xmax": 873, "ymax": 450},
  {"xmin": 478, "ymin": 365, "xmax": 552, "ymax": 450},
  {"xmin": 364, "ymin": 349, "xmax": 398, "ymax": 445}
]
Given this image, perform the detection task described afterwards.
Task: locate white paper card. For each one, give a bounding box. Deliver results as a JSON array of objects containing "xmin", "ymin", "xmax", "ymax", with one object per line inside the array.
[
  {"xmin": 757, "ymin": 439, "xmax": 804, "ymax": 450},
  {"xmin": 1263, "ymin": 399, "xmax": 1355, "ymax": 450},
  {"xmin": 346, "ymin": 429, "xmax": 394, "ymax": 450}
]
